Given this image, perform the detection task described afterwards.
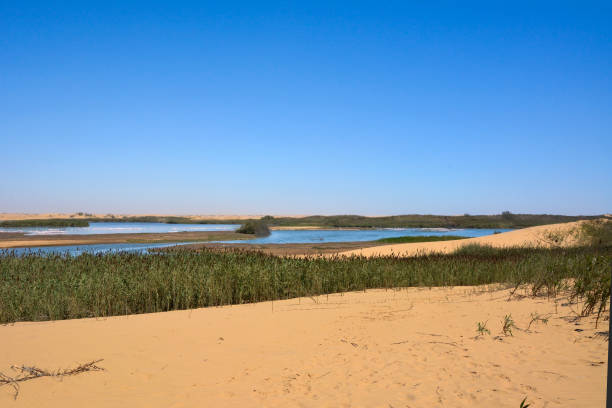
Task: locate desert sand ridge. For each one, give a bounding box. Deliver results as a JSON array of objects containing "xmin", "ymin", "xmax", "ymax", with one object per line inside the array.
[
  {"xmin": 0, "ymin": 286, "xmax": 606, "ymax": 407},
  {"xmin": 337, "ymin": 221, "xmax": 581, "ymax": 257}
]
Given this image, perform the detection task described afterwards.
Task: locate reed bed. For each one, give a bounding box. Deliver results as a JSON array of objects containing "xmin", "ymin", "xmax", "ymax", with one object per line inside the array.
[
  {"xmin": 0, "ymin": 247, "xmax": 612, "ymax": 323},
  {"xmin": 0, "ymin": 245, "xmax": 610, "ymax": 324}
]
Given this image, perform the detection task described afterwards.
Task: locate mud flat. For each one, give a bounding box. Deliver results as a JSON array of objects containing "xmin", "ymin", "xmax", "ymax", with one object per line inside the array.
[{"xmin": 0, "ymin": 231, "xmax": 253, "ymax": 249}]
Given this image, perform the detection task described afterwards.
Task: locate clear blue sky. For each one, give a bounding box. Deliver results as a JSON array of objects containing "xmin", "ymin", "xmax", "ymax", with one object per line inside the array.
[{"xmin": 1, "ymin": 2, "xmax": 610, "ymax": 215}]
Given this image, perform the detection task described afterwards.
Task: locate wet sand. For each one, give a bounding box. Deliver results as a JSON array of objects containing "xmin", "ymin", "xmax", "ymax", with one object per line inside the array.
[{"xmin": 0, "ymin": 231, "xmax": 253, "ymax": 249}]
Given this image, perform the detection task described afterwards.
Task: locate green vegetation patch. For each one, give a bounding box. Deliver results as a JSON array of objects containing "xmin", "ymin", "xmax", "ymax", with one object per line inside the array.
[
  {"xmin": 0, "ymin": 244, "xmax": 609, "ymax": 324},
  {"xmin": 0, "ymin": 219, "xmax": 90, "ymax": 228},
  {"xmin": 236, "ymin": 220, "xmax": 271, "ymax": 237},
  {"xmin": 376, "ymin": 235, "xmax": 469, "ymax": 244}
]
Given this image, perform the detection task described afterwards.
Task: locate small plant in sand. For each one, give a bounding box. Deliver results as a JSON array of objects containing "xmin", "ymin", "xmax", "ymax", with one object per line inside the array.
[
  {"xmin": 526, "ymin": 313, "xmax": 550, "ymax": 331},
  {"xmin": 519, "ymin": 397, "xmax": 531, "ymax": 407},
  {"xmin": 476, "ymin": 321, "xmax": 490, "ymax": 336},
  {"xmin": 501, "ymin": 314, "xmax": 516, "ymax": 336}
]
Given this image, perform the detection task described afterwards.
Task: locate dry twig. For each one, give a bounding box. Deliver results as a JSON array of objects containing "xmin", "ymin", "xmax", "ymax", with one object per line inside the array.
[{"xmin": 0, "ymin": 359, "xmax": 104, "ymax": 400}]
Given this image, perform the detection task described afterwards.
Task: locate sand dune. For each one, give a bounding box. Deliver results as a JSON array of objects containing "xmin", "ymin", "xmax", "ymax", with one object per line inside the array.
[
  {"xmin": 337, "ymin": 221, "xmax": 582, "ymax": 257},
  {"xmin": 0, "ymin": 286, "xmax": 606, "ymax": 407}
]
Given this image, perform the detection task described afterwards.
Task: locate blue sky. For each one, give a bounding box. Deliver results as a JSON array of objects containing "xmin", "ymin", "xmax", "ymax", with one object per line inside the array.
[{"xmin": 1, "ymin": 2, "xmax": 610, "ymax": 215}]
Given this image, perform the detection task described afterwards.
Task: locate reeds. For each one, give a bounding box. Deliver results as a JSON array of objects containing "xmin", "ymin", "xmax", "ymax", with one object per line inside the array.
[{"xmin": 0, "ymin": 245, "xmax": 609, "ymax": 324}]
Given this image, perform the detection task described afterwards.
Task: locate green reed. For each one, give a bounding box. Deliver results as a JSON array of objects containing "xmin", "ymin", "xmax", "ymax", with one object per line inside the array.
[{"xmin": 0, "ymin": 245, "xmax": 609, "ymax": 323}]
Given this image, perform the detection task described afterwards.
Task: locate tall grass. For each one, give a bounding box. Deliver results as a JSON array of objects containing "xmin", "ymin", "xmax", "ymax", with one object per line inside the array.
[{"xmin": 0, "ymin": 245, "xmax": 609, "ymax": 323}]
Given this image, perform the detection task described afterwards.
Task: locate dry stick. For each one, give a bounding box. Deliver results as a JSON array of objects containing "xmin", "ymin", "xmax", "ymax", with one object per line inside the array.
[{"xmin": 0, "ymin": 359, "xmax": 104, "ymax": 400}]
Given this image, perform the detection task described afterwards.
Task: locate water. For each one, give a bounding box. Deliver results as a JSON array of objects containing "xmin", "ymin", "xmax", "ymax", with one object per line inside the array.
[
  {"xmin": 217, "ymin": 228, "xmax": 508, "ymax": 244},
  {"xmin": 3, "ymin": 226, "xmax": 511, "ymax": 256},
  {"xmin": 0, "ymin": 222, "xmax": 240, "ymax": 235}
]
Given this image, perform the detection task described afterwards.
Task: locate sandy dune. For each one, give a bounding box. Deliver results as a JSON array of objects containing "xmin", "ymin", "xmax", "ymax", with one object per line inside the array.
[
  {"xmin": 338, "ymin": 221, "xmax": 581, "ymax": 257},
  {"xmin": 0, "ymin": 286, "xmax": 606, "ymax": 407}
]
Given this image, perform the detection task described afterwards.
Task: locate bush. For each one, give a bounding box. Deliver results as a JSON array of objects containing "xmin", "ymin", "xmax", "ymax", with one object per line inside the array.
[{"xmin": 236, "ymin": 221, "xmax": 271, "ymax": 237}]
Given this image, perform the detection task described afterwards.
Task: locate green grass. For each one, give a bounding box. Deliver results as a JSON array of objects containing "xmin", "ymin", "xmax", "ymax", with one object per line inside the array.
[
  {"xmin": 0, "ymin": 219, "xmax": 90, "ymax": 228},
  {"xmin": 376, "ymin": 235, "xmax": 469, "ymax": 244},
  {"xmin": 0, "ymin": 245, "xmax": 609, "ymax": 324}
]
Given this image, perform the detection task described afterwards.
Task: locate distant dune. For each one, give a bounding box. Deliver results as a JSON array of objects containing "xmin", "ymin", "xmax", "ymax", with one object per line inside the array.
[
  {"xmin": 337, "ymin": 221, "xmax": 583, "ymax": 257},
  {"xmin": 0, "ymin": 213, "xmax": 267, "ymax": 221}
]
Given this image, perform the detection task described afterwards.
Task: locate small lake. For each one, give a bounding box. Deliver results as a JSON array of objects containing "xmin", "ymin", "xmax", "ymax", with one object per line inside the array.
[
  {"xmin": 218, "ymin": 228, "xmax": 508, "ymax": 244},
  {"xmin": 0, "ymin": 222, "xmax": 240, "ymax": 235},
  {"xmin": 2, "ymin": 225, "xmax": 511, "ymax": 256}
]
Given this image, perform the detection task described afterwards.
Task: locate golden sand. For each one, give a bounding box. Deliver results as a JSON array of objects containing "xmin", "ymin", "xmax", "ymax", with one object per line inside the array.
[{"xmin": 0, "ymin": 286, "xmax": 606, "ymax": 407}]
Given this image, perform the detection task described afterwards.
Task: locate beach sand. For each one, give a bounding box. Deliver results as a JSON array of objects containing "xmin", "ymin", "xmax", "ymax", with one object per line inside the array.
[{"xmin": 0, "ymin": 286, "xmax": 606, "ymax": 407}]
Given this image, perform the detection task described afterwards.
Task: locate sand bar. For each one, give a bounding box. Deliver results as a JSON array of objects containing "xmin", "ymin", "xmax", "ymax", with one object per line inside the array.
[{"xmin": 0, "ymin": 231, "xmax": 252, "ymax": 249}]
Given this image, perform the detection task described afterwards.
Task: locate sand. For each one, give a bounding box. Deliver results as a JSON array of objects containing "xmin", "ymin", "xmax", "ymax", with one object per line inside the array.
[
  {"xmin": 337, "ymin": 221, "xmax": 582, "ymax": 257},
  {"xmin": 0, "ymin": 286, "xmax": 607, "ymax": 407},
  {"xmin": 0, "ymin": 231, "xmax": 252, "ymax": 249}
]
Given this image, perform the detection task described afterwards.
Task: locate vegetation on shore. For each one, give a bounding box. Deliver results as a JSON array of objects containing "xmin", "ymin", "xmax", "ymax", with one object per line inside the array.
[
  {"xmin": 236, "ymin": 220, "xmax": 271, "ymax": 237},
  {"xmin": 0, "ymin": 219, "xmax": 90, "ymax": 228},
  {"xmin": 376, "ymin": 235, "xmax": 469, "ymax": 244},
  {"xmin": 0, "ymin": 244, "xmax": 609, "ymax": 324},
  {"xmin": 1, "ymin": 219, "xmax": 609, "ymax": 324}
]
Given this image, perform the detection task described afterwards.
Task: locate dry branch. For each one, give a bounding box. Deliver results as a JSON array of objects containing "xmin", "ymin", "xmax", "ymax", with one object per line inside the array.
[{"xmin": 0, "ymin": 359, "xmax": 104, "ymax": 400}]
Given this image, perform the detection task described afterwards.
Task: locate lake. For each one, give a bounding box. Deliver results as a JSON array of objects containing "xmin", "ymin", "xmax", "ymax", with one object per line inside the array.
[
  {"xmin": 1, "ymin": 223, "xmax": 510, "ymax": 256},
  {"xmin": 0, "ymin": 222, "xmax": 240, "ymax": 235}
]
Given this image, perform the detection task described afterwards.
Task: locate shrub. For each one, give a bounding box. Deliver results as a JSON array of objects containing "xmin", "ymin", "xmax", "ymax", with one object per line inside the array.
[{"xmin": 236, "ymin": 221, "xmax": 271, "ymax": 237}]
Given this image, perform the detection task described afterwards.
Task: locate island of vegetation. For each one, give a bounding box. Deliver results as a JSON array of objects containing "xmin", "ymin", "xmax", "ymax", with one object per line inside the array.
[
  {"xmin": 236, "ymin": 220, "xmax": 271, "ymax": 237},
  {"xmin": 0, "ymin": 219, "xmax": 90, "ymax": 228}
]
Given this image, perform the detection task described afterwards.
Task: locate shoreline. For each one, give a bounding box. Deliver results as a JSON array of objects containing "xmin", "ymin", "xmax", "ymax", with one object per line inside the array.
[
  {"xmin": 0, "ymin": 221, "xmax": 580, "ymax": 254},
  {"xmin": 0, "ymin": 230, "xmax": 253, "ymax": 249}
]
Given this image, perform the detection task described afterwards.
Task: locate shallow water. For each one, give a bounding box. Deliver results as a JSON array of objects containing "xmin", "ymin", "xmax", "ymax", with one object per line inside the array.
[
  {"xmin": 218, "ymin": 228, "xmax": 508, "ymax": 244},
  {"xmin": 3, "ymin": 227, "xmax": 511, "ymax": 256},
  {"xmin": 0, "ymin": 222, "xmax": 240, "ymax": 235}
]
